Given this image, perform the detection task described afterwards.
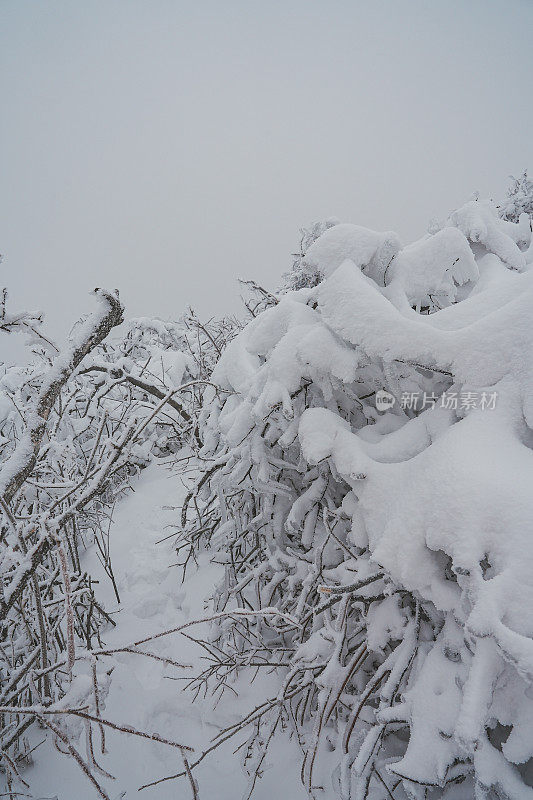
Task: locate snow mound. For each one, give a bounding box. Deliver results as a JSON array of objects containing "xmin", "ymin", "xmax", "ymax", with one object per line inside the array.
[{"xmin": 303, "ymin": 223, "xmax": 402, "ymax": 285}]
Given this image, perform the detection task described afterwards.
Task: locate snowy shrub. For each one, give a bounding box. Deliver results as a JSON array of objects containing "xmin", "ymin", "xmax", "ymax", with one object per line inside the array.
[
  {"xmin": 0, "ymin": 291, "xmax": 213, "ymax": 784},
  {"xmin": 181, "ymin": 196, "xmax": 533, "ymax": 799},
  {"xmin": 499, "ymin": 171, "xmax": 533, "ymax": 224},
  {"xmin": 282, "ymin": 218, "xmax": 341, "ymax": 290}
]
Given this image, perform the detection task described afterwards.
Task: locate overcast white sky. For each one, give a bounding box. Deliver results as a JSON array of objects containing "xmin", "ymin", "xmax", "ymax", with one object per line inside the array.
[{"xmin": 2, "ymin": 0, "xmax": 533, "ymax": 344}]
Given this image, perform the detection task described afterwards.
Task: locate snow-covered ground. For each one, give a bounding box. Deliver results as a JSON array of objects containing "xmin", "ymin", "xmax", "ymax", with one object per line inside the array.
[{"xmin": 25, "ymin": 461, "xmax": 311, "ymax": 800}]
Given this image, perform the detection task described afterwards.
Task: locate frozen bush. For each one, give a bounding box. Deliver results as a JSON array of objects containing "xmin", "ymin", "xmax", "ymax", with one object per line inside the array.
[{"xmin": 182, "ymin": 194, "xmax": 533, "ymax": 799}]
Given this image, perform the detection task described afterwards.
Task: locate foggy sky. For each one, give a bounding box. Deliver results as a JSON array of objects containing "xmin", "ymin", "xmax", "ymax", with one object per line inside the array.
[{"xmin": 2, "ymin": 0, "xmax": 533, "ymax": 346}]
